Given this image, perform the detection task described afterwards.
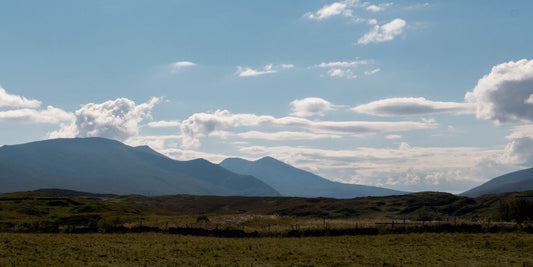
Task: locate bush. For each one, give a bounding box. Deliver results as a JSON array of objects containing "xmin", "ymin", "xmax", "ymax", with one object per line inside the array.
[{"xmin": 499, "ymin": 199, "xmax": 533, "ymax": 223}]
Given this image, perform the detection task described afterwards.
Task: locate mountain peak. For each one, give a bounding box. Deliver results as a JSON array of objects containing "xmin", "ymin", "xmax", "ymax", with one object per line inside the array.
[
  {"xmin": 256, "ymin": 156, "xmax": 284, "ymax": 164},
  {"xmin": 0, "ymin": 137, "xmax": 280, "ymax": 197},
  {"xmin": 221, "ymin": 155, "xmax": 406, "ymax": 198}
]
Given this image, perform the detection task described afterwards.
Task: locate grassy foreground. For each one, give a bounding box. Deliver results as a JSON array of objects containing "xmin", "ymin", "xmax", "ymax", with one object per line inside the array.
[{"xmin": 0, "ymin": 233, "xmax": 532, "ymax": 266}]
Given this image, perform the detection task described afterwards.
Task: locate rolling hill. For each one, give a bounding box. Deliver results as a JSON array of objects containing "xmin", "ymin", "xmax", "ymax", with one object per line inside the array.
[
  {"xmin": 0, "ymin": 138, "xmax": 280, "ymax": 196},
  {"xmin": 220, "ymin": 156, "xmax": 406, "ymax": 198},
  {"xmin": 462, "ymin": 167, "xmax": 533, "ymax": 197}
]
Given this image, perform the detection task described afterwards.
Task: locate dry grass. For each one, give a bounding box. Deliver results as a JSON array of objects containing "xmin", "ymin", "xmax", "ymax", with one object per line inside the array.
[{"xmin": 0, "ymin": 233, "xmax": 532, "ymax": 266}]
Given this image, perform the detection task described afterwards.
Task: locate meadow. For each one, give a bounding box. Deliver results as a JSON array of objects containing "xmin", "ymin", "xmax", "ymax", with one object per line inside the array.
[
  {"xmin": 1, "ymin": 190, "xmax": 532, "ymax": 265},
  {"xmin": 1, "ymin": 233, "xmax": 532, "ymax": 266}
]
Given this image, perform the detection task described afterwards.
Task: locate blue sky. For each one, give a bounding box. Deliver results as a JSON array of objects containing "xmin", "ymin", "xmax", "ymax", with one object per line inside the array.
[{"xmin": 1, "ymin": 0, "xmax": 533, "ymax": 193}]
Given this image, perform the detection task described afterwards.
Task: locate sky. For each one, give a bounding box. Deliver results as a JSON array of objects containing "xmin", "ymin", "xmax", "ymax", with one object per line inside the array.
[{"xmin": 1, "ymin": 0, "xmax": 533, "ymax": 193}]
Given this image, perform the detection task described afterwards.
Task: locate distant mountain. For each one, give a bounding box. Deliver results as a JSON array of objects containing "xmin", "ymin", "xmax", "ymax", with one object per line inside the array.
[
  {"xmin": 462, "ymin": 167, "xmax": 533, "ymax": 197},
  {"xmin": 220, "ymin": 157, "xmax": 406, "ymax": 198},
  {"xmin": 0, "ymin": 138, "xmax": 280, "ymax": 196}
]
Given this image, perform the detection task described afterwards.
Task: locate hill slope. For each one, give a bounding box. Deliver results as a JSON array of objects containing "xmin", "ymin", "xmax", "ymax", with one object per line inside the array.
[
  {"xmin": 220, "ymin": 157, "xmax": 405, "ymax": 198},
  {"xmin": 0, "ymin": 138, "xmax": 280, "ymax": 196},
  {"xmin": 462, "ymin": 167, "xmax": 533, "ymax": 197}
]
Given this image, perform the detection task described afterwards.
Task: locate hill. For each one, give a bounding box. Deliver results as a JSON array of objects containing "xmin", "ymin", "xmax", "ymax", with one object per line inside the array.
[
  {"xmin": 3, "ymin": 189, "xmax": 530, "ymax": 223},
  {"xmin": 0, "ymin": 138, "xmax": 280, "ymax": 196},
  {"xmin": 220, "ymin": 157, "xmax": 406, "ymax": 198},
  {"xmin": 462, "ymin": 167, "xmax": 533, "ymax": 197}
]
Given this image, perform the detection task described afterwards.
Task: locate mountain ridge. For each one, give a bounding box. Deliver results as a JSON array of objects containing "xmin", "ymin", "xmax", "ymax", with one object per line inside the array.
[
  {"xmin": 462, "ymin": 167, "xmax": 533, "ymax": 197},
  {"xmin": 220, "ymin": 156, "xmax": 406, "ymax": 198},
  {"xmin": 0, "ymin": 137, "xmax": 280, "ymax": 196}
]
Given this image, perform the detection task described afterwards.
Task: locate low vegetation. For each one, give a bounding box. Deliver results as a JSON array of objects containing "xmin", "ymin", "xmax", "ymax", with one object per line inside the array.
[
  {"xmin": 0, "ymin": 190, "xmax": 532, "ymax": 235},
  {"xmin": 1, "ymin": 233, "xmax": 532, "ymax": 266},
  {"xmin": 1, "ymin": 190, "xmax": 532, "ymax": 265}
]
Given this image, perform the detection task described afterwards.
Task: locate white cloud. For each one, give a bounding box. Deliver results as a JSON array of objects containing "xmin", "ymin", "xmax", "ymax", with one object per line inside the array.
[
  {"xmin": 501, "ymin": 136, "xmax": 533, "ymax": 166},
  {"xmin": 366, "ymin": 18, "xmax": 378, "ymax": 25},
  {"xmin": 352, "ymin": 97, "xmax": 475, "ymax": 117},
  {"xmin": 499, "ymin": 124, "xmax": 533, "ymax": 166},
  {"xmin": 0, "ymin": 86, "xmax": 74, "ymax": 126},
  {"xmin": 171, "ymin": 61, "xmax": 196, "ymax": 73},
  {"xmin": 366, "ymin": 5, "xmax": 383, "ymax": 12},
  {"xmin": 366, "ymin": 3, "xmax": 392, "ymax": 12},
  {"xmin": 465, "ymin": 59, "xmax": 533, "ymax": 123},
  {"xmin": 464, "ymin": 59, "xmax": 533, "ymax": 167},
  {"xmin": 0, "ymin": 106, "xmax": 74, "ymax": 124},
  {"xmin": 315, "ymin": 60, "xmax": 367, "ymax": 68},
  {"xmin": 0, "ymin": 86, "xmax": 42, "ymax": 108},
  {"xmin": 315, "ymin": 59, "xmax": 369, "ymax": 79},
  {"xmin": 386, "ymin": 134, "xmax": 402, "ymax": 140},
  {"xmin": 237, "ymin": 131, "xmax": 341, "ymax": 140},
  {"xmin": 235, "ymin": 63, "xmax": 293, "ymax": 77},
  {"xmin": 364, "ymin": 68, "xmax": 381, "ymax": 75},
  {"xmin": 290, "ymin": 97, "xmax": 335, "ymax": 117},
  {"xmin": 505, "ymin": 124, "xmax": 533, "ymax": 140},
  {"xmin": 147, "ymin": 120, "xmax": 181, "ymax": 128},
  {"xmin": 330, "ymin": 69, "xmax": 356, "ymax": 79},
  {"xmin": 49, "ymin": 97, "xmax": 160, "ymax": 141},
  {"xmin": 304, "ymin": 0, "xmax": 358, "ymax": 20},
  {"xmin": 179, "ymin": 109, "xmax": 436, "ymax": 148},
  {"xmin": 357, "ymin": 18, "xmax": 406, "ymax": 45},
  {"xmin": 180, "ymin": 110, "xmax": 273, "ymax": 148},
  {"xmin": 281, "ymin": 64, "xmax": 295, "ymax": 69}
]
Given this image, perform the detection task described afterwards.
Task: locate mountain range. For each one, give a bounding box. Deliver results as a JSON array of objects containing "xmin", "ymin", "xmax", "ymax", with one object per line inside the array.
[
  {"xmin": 220, "ymin": 156, "xmax": 405, "ymax": 198},
  {"xmin": 0, "ymin": 138, "xmax": 279, "ymax": 196},
  {"xmin": 1, "ymin": 137, "xmax": 533, "ymax": 197}
]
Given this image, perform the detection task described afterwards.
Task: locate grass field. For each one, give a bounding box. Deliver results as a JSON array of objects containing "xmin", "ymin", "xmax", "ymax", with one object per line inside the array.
[{"xmin": 1, "ymin": 233, "xmax": 532, "ymax": 266}]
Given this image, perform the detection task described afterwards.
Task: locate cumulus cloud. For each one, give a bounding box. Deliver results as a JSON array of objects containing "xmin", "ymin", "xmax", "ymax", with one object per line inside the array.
[
  {"xmin": 235, "ymin": 63, "xmax": 293, "ymax": 77},
  {"xmin": 179, "ymin": 110, "xmax": 273, "ymax": 148},
  {"xmin": 328, "ymin": 69, "xmax": 356, "ymax": 79},
  {"xmin": 465, "ymin": 59, "xmax": 533, "ymax": 123},
  {"xmin": 0, "ymin": 106, "xmax": 74, "ymax": 124},
  {"xmin": 499, "ymin": 124, "xmax": 533, "ymax": 166},
  {"xmin": 366, "ymin": 3, "xmax": 392, "ymax": 12},
  {"xmin": 179, "ymin": 109, "xmax": 436, "ymax": 148},
  {"xmin": 315, "ymin": 59, "xmax": 370, "ymax": 79},
  {"xmin": 366, "ymin": 5, "xmax": 382, "ymax": 12},
  {"xmin": 304, "ymin": 0, "xmax": 358, "ymax": 20},
  {"xmin": 171, "ymin": 61, "xmax": 196, "ymax": 73},
  {"xmin": 0, "ymin": 87, "xmax": 42, "ymax": 108},
  {"xmin": 357, "ymin": 18, "xmax": 406, "ymax": 45},
  {"xmin": 352, "ymin": 97, "xmax": 475, "ymax": 117},
  {"xmin": 366, "ymin": 18, "xmax": 378, "ymax": 25},
  {"xmin": 501, "ymin": 137, "xmax": 533, "ymax": 166},
  {"xmin": 290, "ymin": 97, "xmax": 335, "ymax": 117},
  {"xmin": 49, "ymin": 97, "xmax": 160, "ymax": 141},
  {"xmin": 147, "ymin": 120, "xmax": 181, "ymax": 128}
]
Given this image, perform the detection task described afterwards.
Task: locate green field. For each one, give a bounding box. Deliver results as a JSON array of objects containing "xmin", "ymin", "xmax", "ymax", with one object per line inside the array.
[{"xmin": 1, "ymin": 233, "xmax": 532, "ymax": 266}]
